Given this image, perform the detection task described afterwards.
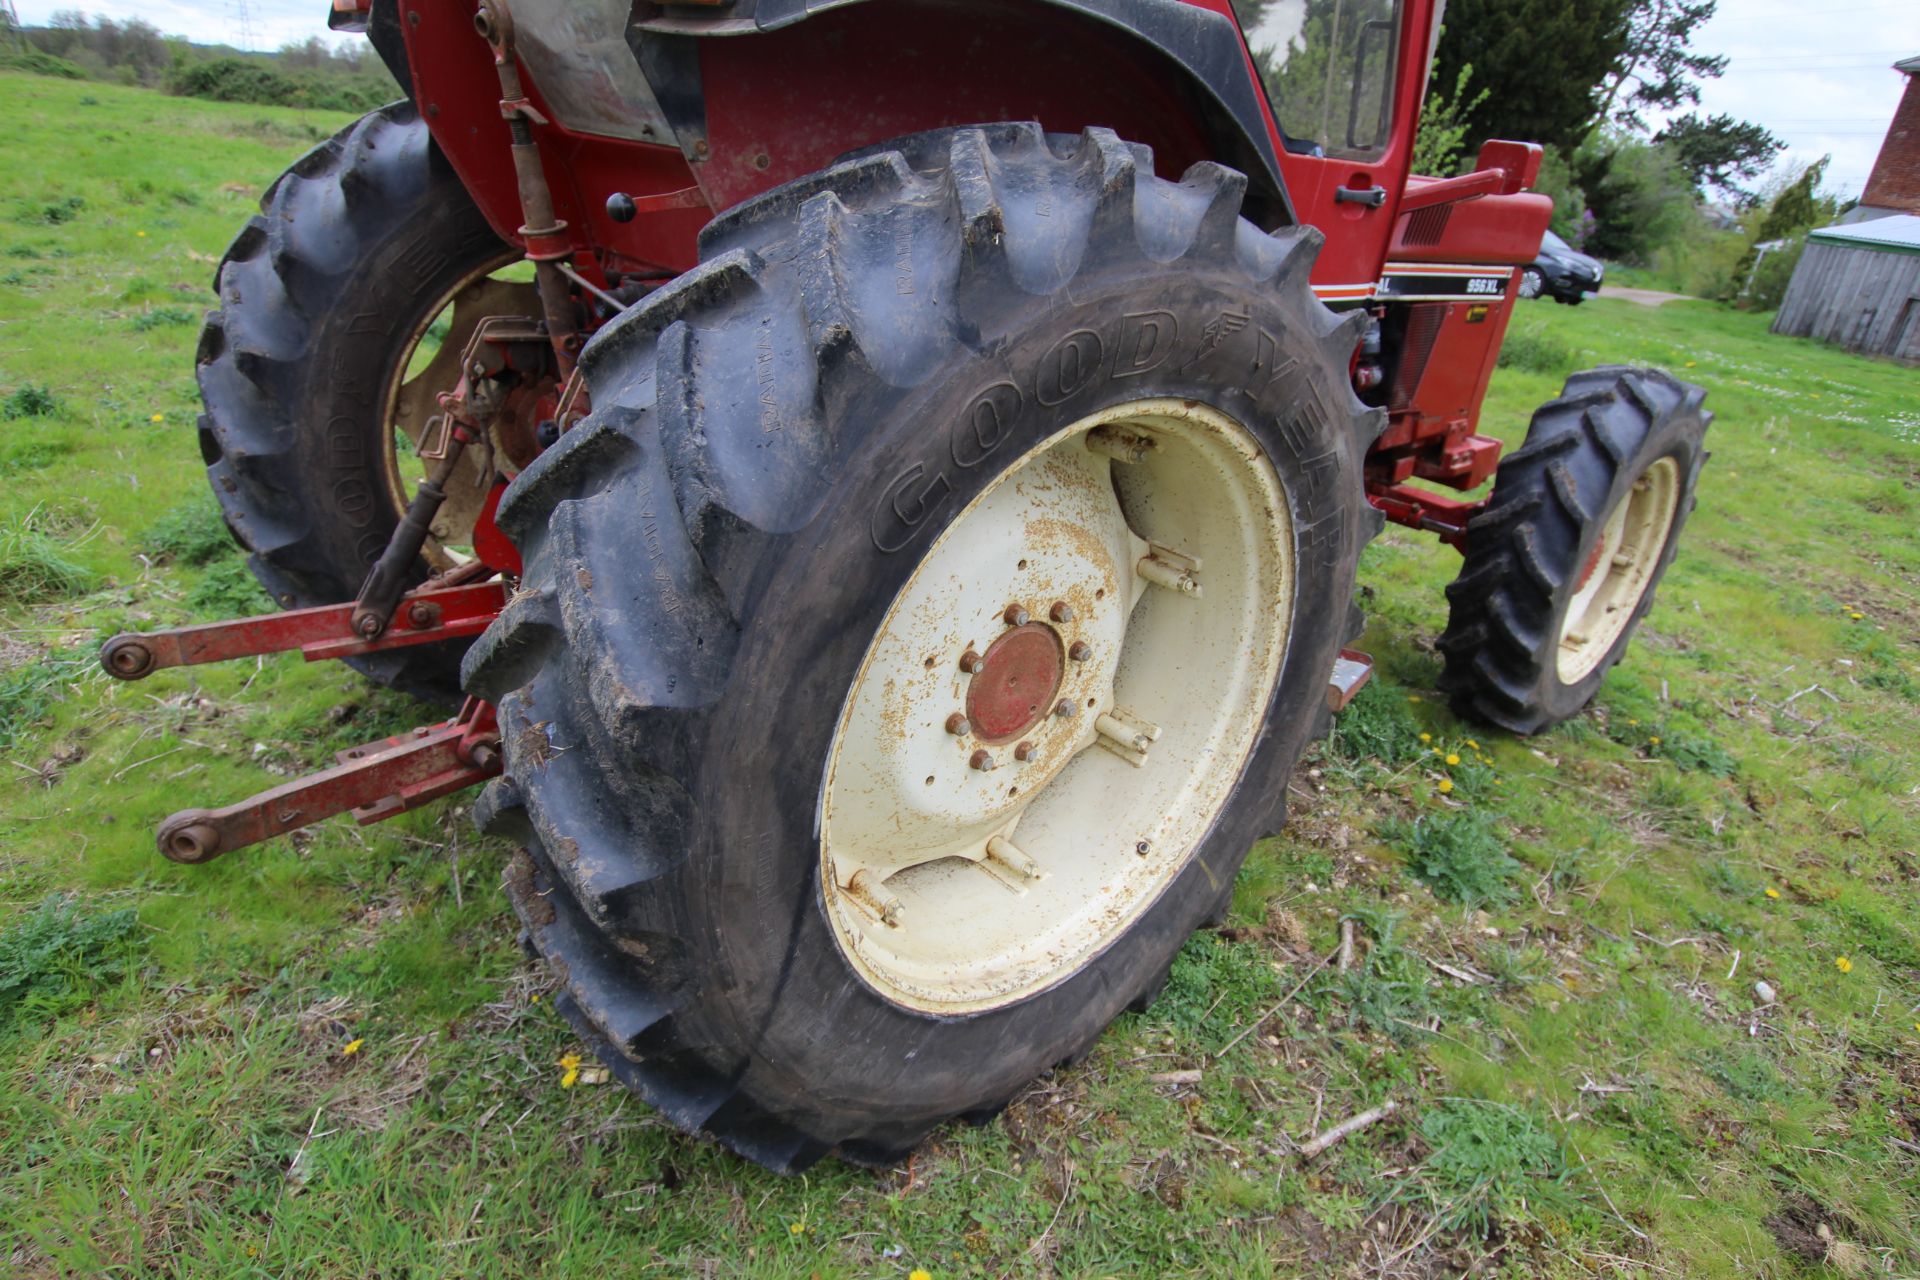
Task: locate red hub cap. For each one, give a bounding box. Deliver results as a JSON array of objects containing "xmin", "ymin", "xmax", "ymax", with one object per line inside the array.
[{"xmin": 966, "ymin": 623, "xmax": 1064, "ymax": 743}]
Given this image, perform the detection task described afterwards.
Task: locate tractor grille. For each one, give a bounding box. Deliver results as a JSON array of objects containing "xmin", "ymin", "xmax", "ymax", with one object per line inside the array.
[
  {"xmin": 1400, "ymin": 204, "xmax": 1452, "ymax": 247},
  {"xmin": 1391, "ymin": 305, "xmax": 1445, "ymax": 410}
]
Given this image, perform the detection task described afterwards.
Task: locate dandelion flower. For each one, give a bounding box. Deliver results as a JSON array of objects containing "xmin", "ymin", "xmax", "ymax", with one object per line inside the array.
[
  {"xmin": 1437, "ymin": 778, "xmax": 1454, "ymax": 794},
  {"xmin": 1418, "ymin": 732, "xmax": 1432, "ymax": 743},
  {"xmin": 1849, "ymin": 611, "xmax": 1864, "ymax": 621},
  {"xmin": 136, "ymin": 230, "xmax": 147, "ymax": 238},
  {"xmin": 1626, "ymin": 718, "xmax": 1638, "ymax": 726},
  {"xmin": 531, "ymin": 993, "xmax": 541, "ymax": 1003},
  {"xmin": 149, "ymin": 413, "xmax": 164, "ymax": 423},
  {"xmin": 341, "ymin": 1038, "xmax": 364, "ymax": 1056},
  {"xmin": 789, "ymin": 1222, "xmax": 805, "ymax": 1237},
  {"xmin": 1649, "ymin": 736, "xmax": 1662, "ymax": 746},
  {"xmin": 559, "ymin": 1051, "xmax": 582, "ymax": 1088},
  {"xmin": 1764, "ymin": 888, "xmax": 1780, "ymax": 900},
  {"xmin": 1466, "ymin": 740, "xmax": 1479, "ymax": 750},
  {"xmin": 1684, "ymin": 360, "xmax": 1697, "ymax": 367},
  {"xmin": 1835, "ymin": 956, "xmax": 1853, "ymax": 974},
  {"xmin": 1407, "ymin": 695, "xmax": 1422, "ymax": 703},
  {"xmin": 1445, "ymin": 753, "xmax": 1461, "ymax": 766},
  {"xmin": 911, "ymin": 1271, "xmax": 933, "ymax": 1280}
]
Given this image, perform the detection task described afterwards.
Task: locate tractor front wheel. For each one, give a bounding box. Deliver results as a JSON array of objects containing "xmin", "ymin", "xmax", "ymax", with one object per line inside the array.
[
  {"xmin": 463, "ymin": 125, "xmax": 1382, "ymax": 1169},
  {"xmin": 1438, "ymin": 367, "xmax": 1710, "ymax": 733}
]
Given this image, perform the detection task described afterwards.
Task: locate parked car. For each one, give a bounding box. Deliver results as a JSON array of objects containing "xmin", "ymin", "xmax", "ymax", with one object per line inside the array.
[{"xmin": 1520, "ymin": 229, "xmax": 1604, "ymax": 304}]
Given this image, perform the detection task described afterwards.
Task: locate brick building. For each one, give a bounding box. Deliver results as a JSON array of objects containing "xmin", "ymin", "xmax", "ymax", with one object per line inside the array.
[
  {"xmin": 1845, "ymin": 54, "xmax": 1920, "ymax": 223},
  {"xmin": 1773, "ymin": 56, "xmax": 1920, "ymax": 363}
]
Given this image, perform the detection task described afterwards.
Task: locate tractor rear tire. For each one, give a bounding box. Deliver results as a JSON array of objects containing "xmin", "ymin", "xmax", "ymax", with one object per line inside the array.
[
  {"xmin": 463, "ymin": 125, "xmax": 1382, "ymax": 1170},
  {"xmin": 196, "ymin": 102, "xmax": 515, "ymax": 703},
  {"xmin": 1438, "ymin": 367, "xmax": 1709, "ymax": 734}
]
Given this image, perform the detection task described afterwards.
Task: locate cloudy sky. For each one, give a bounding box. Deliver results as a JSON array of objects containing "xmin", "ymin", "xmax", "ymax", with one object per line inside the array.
[{"xmin": 18, "ymin": 0, "xmax": 1920, "ymax": 198}]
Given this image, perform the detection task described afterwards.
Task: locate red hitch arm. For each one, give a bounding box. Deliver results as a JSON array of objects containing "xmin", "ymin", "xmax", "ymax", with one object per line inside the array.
[
  {"xmin": 100, "ymin": 579, "xmax": 508, "ymax": 679},
  {"xmin": 156, "ymin": 700, "xmax": 502, "ymax": 864}
]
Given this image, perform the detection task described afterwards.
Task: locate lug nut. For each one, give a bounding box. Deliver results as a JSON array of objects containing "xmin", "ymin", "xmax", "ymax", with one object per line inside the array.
[
  {"xmin": 1135, "ymin": 840, "xmax": 1152, "ymax": 856},
  {"xmin": 945, "ymin": 713, "xmax": 971, "ymax": 736},
  {"xmin": 1054, "ymin": 699, "xmax": 1078, "ymax": 718},
  {"xmin": 960, "ymin": 649, "xmax": 986, "ymax": 674},
  {"xmin": 970, "ymin": 749, "xmax": 998, "ymax": 772},
  {"xmin": 1014, "ymin": 740, "xmax": 1040, "ymax": 763},
  {"xmin": 1069, "ymin": 641, "xmax": 1093, "ymax": 662},
  {"xmin": 1003, "ymin": 604, "xmax": 1030, "ymax": 626},
  {"xmin": 1050, "ymin": 601, "xmax": 1074, "ymax": 623}
]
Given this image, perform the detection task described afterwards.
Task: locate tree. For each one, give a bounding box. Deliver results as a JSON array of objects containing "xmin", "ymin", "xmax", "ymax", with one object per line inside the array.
[
  {"xmin": 1430, "ymin": 0, "xmax": 1637, "ymax": 150},
  {"xmin": 1411, "ymin": 61, "xmax": 1490, "ymax": 176},
  {"xmin": 1655, "ymin": 113, "xmax": 1785, "ymax": 203},
  {"xmin": 1594, "ymin": 0, "xmax": 1725, "ymax": 131}
]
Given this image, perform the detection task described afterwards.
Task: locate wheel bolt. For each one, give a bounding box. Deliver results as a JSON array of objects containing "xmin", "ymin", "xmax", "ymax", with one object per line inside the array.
[
  {"xmin": 1054, "ymin": 699, "xmax": 1078, "ymax": 718},
  {"xmin": 1014, "ymin": 740, "xmax": 1040, "ymax": 763},
  {"xmin": 1050, "ymin": 601, "xmax": 1074, "ymax": 623},
  {"xmin": 1003, "ymin": 604, "xmax": 1029, "ymax": 626},
  {"xmin": 1069, "ymin": 641, "xmax": 1093, "ymax": 662},
  {"xmin": 970, "ymin": 749, "xmax": 998, "ymax": 772},
  {"xmin": 945, "ymin": 713, "xmax": 970, "ymax": 736},
  {"xmin": 960, "ymin": 649, "xmax": 986, "ymax": 674}
]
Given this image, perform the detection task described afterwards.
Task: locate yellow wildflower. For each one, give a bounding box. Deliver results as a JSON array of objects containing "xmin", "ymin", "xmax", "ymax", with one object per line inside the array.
[
  {"xmin": 342, "ymin": 1038, "xmax": 364, "ymax": 1056},
  {"xmin": 910, "ymin": 1271, "xmax": 933, "ymax": 1280},
  {"xmin": 1437, "ymin": 778, "xmax": 1454, "ymax": 794},
  {"xmin": 150, "ymin": 413, "xmax": 164, "ymax": 423},
  {"xmin": 1408, "ymin": 695, "xmax": 1422, "ymax": 703},
  {"xmin": 1764, "ymin": 888, "xmax": 1780, "ymax": 900},
  {"xmin": 1466, "ymin": 740, "xmax": 1479, "ymax": 750},
  {"xmin": 136, "ymin": 230, "xmax": 147, "ymax": 238},
  {"xmin": 1626, "ymin": 718, "xmax": 1639, "ymax": 726},
  {"xmin": 1445, "ymin": 753, "xmax": 1461, "ymax": 766},
  {"xmin": 1649, "ymin": 736, "xmax": 1662, "ymax": 746},
  {"xmin": 1684, "ymin": 360, "xmax": 1697, "ymax": 367},
  {"xmin": 531, "ymin": 993, "xmax": 541, "ymax": 1003},
  {"xmin": 1849, "ymin": 611, "xmax": 1864, "ymax": 621},
  {"xmin": 1835, "ymin": 956, "xmax": 1853, "ymax": 974},
  {"xmin": 559, "ymin": 1051, "xmax": 582, "ymax": 1088},
  {"xmin": 1418, "ymin": 732, "xmax": 1432, "ymax": 743},
  {"xmin": 788, "ymin": 1222, "xmax": 805, "ymax": 1237}
]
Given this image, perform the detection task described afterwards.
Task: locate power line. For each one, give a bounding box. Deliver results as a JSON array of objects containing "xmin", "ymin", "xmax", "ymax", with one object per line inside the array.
[{"xmin": 230, "ymin": 0, "xmax": 256, "ymax": 52}]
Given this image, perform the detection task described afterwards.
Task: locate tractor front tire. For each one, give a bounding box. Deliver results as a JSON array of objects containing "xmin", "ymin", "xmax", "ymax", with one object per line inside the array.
[
  {"xmin": 1438, "ymin": 367, "xmax": 1709, "ymax": 733},
  {"xmin": 196, "ymin": 102, "xmax": 516, "ymax": 703},
  {"xmin": 463, "ymin": 125, "xmax": 1382, "ymax": 1170}
]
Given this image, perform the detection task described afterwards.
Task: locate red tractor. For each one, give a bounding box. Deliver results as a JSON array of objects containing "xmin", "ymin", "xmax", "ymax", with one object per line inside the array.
[{"xmin": 101, "ymin": 0, "xmax": 1709, "ymax": 1170}]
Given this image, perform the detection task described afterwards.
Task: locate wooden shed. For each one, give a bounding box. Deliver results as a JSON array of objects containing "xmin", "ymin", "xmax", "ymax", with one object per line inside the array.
[{"xmin": 1771, "ymin": 216, "xmax": 1920, "ymax": 364}]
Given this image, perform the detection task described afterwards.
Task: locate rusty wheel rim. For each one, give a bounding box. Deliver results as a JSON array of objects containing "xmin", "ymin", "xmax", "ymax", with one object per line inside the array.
[
  {"xmin": 377, "ymin": 256, "xmax": 538, "ymax": 571},
  {"xmin": 819, "ymin": 398, "xmax": 1295, "ymax": 1013},
  {"xmin": 1557, "ymin": 456, "xmax": 1681, "ymax": 683}
]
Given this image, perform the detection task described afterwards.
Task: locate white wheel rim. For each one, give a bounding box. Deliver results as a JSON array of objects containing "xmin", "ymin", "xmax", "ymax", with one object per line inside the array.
[
  {"xmin": 819, "ymin": 398, "xmax": 1295, "ymax": 1013},
  {"xmin": 1557, "ymin": 456, "xmax": 1681, "ymax": 683}
]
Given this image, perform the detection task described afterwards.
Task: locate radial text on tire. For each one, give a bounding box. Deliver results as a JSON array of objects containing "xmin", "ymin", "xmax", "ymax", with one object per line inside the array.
[
  {"xmin": 463, "ymin": 125, "xmax": 1384, "ymax": 1171},
  {"xmin": 1438, "ymin": 366, "xmax": 1710, "ymax": 734},
  {"xmin": 196, "ymin": 101, "xmax": 524, "ymax": 702}
]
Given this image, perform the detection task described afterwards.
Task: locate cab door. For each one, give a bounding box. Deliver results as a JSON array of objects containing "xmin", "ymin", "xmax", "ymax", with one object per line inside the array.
[{"xmin": 1225, "ymin": 0, "xmax": 1438, "ymax": 300}]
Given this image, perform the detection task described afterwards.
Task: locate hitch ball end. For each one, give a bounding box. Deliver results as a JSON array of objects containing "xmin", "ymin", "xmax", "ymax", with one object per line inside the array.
[
  {"xmin": 100, "ymin": 634, "xmax": 155, "ymax": 680},
  {"xmin": 158, "ymin": 812, "xmax": 224, "ymax": 864}
]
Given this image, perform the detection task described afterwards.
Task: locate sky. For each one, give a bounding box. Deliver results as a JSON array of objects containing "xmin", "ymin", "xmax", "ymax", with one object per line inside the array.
[{"xmin": 17, "ymin": 0, "xmax": 1920, "ymax": 199}]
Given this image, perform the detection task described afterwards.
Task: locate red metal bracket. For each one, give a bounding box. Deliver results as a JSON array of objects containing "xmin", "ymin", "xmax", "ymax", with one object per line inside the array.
[
  {"xmin": 155, "ymin": 700, "xmax": 501, "ymax": 863},
  {"xmin": 100, "ymin": 579, "xmax": 507, "ymax": 680},
  {"xmin": 1367, "ymin": 486, "xmax": 1486, "ymax": 550}
]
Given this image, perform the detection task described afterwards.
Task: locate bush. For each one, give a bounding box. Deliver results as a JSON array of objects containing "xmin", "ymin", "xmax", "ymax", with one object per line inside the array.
[
  {"xmin": 1496, "ymin": 322, "xmax": 1576, "ymax": 375},
  {"xmin": 0, "ymin": 895, "xmax": 143, "ymax": 1028},
  {"xmin": 0, "ymin": 49, "xmax": 86, "ymax": 79},
  {"xmin": 1383, "ymin": 810, "xmax": 1520, "ymax": 907},
  {"xmin": 3, "ymin": 384, "xmax": 60, "ymax": 419},
  {"xmin": 165, "ymin": 56, "xmax": 392, "ymax": 113},
  {"xmin": 142, "ymin": 500, "xmax": 234, "ymax": 567}
]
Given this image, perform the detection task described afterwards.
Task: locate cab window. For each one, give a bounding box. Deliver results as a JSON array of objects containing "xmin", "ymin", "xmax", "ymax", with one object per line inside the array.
[{"xmin": 1231, "ymin": 0, "xmax": 1403, "ymax": 160}]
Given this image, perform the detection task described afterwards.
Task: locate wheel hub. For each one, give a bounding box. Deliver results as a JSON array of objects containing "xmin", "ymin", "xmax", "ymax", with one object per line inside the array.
[
  {"xmin": 966, "ymin": 623, "xmax": 1064, "ymax": 744},
  {"xmin": 819, "ymin": 398, "xmax": 1296, "ymax": 1012}
]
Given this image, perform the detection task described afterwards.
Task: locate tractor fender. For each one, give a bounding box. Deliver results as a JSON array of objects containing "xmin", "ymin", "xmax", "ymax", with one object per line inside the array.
[{"xmin": 629, "ymin": 0, "xmax": 1295, "ymax": 228}]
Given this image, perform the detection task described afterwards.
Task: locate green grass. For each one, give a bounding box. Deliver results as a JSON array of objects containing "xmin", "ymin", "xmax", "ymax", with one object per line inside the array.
[{"xmin": 2, "ymin": 70, "xmax": 1919, "ymax": 1277}]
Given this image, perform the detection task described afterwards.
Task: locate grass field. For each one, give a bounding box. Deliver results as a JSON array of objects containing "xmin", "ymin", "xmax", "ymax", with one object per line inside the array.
[{"xmin": 3, "ymin": 70, "xmax": 1919, "ymax": 1278}]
